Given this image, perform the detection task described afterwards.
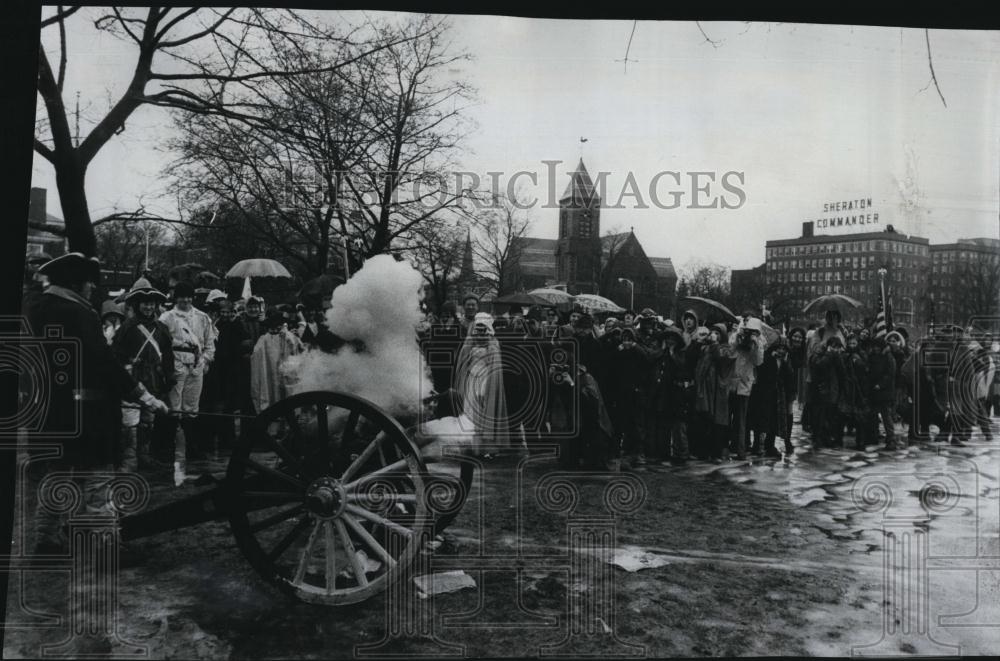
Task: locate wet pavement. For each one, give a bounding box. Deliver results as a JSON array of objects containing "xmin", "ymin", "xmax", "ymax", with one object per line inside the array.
[
  {"xmin": 4, "ymin": 412, "xmax": 1000, "ymax": 657},
  {"xmin": 631, "ymin": 412, "xmax": 1000, "ymax": 656}
]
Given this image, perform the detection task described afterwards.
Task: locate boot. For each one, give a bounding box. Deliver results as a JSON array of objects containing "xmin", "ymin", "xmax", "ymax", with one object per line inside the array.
[
  {"xmin": 137, "ymin": 427, "xmax": 168, "ymax": 470},
  {"xmin": 183, "ymin": 419, "xmax": 207, "ymax": 461},
  {"xmin": 120, "ymin": 427, "xmax": 138, "ymax": 473},
  {"xmin": 783, "ymin": 437, "xmax": 794, "ymax": 455},
  {"xmin": 173, "ymin": 425, "xmax": 187, "ymax": 486}
]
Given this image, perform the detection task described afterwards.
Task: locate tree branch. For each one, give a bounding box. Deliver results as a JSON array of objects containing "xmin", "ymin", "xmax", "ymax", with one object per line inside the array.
[
  {"xmin": 33, "ymin": 138, "xmax": 55, "ymax": 163},
  {"xmin": 40, "ymin": 6, "xmax": 81, "ymax": 29},
  {"xmin": 696, "ymin": 21, "xmax": 721, "ymax": 49},
  {"xmin": 925, "ymin": 29, "xmax": 947, "ymax": 108}
]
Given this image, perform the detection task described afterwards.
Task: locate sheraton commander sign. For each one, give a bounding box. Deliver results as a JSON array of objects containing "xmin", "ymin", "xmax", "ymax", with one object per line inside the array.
[{"xmin": 814, "ymin": 197, "xmax": 880, "ymax": 232}]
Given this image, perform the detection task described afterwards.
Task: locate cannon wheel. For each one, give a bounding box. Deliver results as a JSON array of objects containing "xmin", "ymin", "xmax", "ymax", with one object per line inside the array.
[{"xmin": 226, "ymin": 391, "xmax": 436, "ymax": 606}]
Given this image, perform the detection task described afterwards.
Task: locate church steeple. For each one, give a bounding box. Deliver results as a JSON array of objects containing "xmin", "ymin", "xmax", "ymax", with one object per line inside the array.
[
  {"xmin": 458, "ymin": 227, "xmax": 475, "ymax": 290},
  {"xmin": 560, "ymin": 159, "xmax": 601, "ymax": 205},
  {"xmin": 555, "ymin": 157, "xmax": 602, "ymax": 294}
]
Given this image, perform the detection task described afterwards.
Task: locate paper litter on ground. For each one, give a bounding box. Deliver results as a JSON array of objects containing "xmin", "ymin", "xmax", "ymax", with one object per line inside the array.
[
  {"xmin": 606, "ymin": 545, "xmax": 673, "ymax": 572},
  {"xmin": 412, "ymin": 570, "xmax": 477, "ymax": 598}
]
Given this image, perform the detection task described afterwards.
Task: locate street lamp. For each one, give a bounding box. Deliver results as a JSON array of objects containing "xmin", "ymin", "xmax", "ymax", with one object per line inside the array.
[{"xmin": 618, "ymin": 277, "xmax": 634, "ymax": 311}]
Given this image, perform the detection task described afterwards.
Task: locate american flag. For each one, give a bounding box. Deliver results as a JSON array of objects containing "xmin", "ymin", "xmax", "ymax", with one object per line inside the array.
[{"xmin": 873, "ymin": 275, "xmax": 893, "ymax": 338}]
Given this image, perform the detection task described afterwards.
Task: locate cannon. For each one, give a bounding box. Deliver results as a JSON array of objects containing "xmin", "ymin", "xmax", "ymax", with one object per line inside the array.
[{"xmin": 119, "ymin": 390, "xmax": 474, "ymax": 606}]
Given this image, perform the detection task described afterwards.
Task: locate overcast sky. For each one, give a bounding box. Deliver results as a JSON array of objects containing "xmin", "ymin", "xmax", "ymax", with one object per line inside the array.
[{"xmin": 32, "ymin": 12, "xmax": 1000, "ymax": 270}]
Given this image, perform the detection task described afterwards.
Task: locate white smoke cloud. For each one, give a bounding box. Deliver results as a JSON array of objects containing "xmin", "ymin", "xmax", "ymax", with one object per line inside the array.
[{"xmin": 282, "ymin": 255, "xmax": 432, "ymax": 418}]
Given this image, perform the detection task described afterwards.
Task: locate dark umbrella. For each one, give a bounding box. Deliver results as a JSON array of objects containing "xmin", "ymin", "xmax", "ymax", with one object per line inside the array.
[
  {"xmin": 494, "ymin": 292, "xmax": 551, "ymax": 307},
  {"xmin": 298, "ymin": 274, "xmax": 342, "ymax": 306},
  {"xmin": 678, "ymin": 296, "xmax": 738, "ymax": 323},
  {"xmin": 802, "ymin": 294, "xmax": 863, "ymax": 316}
]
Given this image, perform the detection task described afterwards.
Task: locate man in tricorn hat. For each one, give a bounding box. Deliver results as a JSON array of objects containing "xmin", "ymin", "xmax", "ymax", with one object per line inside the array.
[
  {"xmin": 24, "ymin": 253, "xmax": 169, "ymax": 556},
  {"xmin": 112, "ymin": 277, "xmax": 175, "ymax": 471}
]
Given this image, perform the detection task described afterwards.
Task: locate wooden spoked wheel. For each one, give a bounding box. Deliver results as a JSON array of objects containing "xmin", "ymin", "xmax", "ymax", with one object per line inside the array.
[{"xmin": 226, "ymin": 391, "xmax": 435, "ymax": 606}]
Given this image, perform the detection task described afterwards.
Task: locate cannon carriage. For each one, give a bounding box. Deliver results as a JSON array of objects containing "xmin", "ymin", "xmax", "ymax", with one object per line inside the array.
[{"xmin": 120, "ymin": 390, "xmax": 474, "ymax": 606}]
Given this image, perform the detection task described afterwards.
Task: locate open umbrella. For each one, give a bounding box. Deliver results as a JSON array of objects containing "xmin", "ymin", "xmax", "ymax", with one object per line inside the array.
[
  {"xmin": 573, "ymin": 293, "xmax": 625, "ymax": 314},
  {"xmin": 528, "ymin": 288, "xmax": 574, "ymax": 306},
  {"xmin": 196, "ymin": 270, "xmax": 221, "ymax": 285},
  {"xmin": 802, "ymin": 294, "xmax": 862, "ymax": 316},
  {"xmin": 298, "ymin": 274, "xmax": 342, "ymax": 304},
  {"xmin": 226, "ymin": 258, "xmax": 292, "ymax": 279},
  {"xmin": 679, "ymin": 296, "xmax": 737, "ymax": 323},
  {"xmin": 494, "ymin": 292, "xmax": 551, "ymax": 307}
]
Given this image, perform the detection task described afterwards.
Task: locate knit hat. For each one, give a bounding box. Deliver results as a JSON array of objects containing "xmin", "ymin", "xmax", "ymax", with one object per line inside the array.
[
  {"xmin": 885, "ymin": 330, "xmax": 905, "ymax": 348},
  {"xmin": 712, "ymin": 322, "xmax": 729, "ymax": 344}
]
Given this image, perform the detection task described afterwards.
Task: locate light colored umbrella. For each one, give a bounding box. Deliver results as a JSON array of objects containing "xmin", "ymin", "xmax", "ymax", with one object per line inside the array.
[
  {"xmin": 802, "ymin": 294, "xmax": 863, "ymax": 316},
  {"xmin": 573, "ymin": 293, "xmax": 625, "ymax": 313},
  {"xmin": 226, "ymin": 258, "xmax": 292, "ymax": 279},
  {"xmin": 528, "ymin": 288, "xmax": 574, "ymax": 305}
]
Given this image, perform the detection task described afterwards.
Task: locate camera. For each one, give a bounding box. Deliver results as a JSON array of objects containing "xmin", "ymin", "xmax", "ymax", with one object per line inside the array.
[
  {"xmin": 419, "ymin": 324, "xmax": 579, "ymax": 437},
  {"xmin": 0, "ymin": 317, "xmax": 81, "ymax": 438}
]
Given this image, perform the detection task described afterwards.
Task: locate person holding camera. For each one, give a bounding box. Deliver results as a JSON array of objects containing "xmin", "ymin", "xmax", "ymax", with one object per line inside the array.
[
  {"xmin": 727, "ymin": 318, "xmax": 765, "ymax": 459},
  {"xmin": 24, "ymin": 253, "xmax": 169, "ymax": 557},
  {"xmin": 605, "ymin": 326, "xmax": 656, "ymax": 470},
  {"xmin": 694, "ymin": 324, "xmax": 738, "ymax": 462}
]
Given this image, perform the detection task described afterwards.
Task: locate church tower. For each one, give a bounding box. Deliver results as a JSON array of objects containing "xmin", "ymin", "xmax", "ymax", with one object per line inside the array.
[{"xmin": 555, "ymin": 159, "xmax": 602, "ymax": 294}]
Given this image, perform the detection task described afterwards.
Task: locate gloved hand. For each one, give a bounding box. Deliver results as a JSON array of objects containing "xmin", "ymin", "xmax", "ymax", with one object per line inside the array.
[{"xmin": 140, "ymin": 391, "xmax": 169, "ymax": 415}]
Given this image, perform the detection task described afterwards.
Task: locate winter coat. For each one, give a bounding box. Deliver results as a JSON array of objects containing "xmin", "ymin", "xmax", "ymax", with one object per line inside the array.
[
  {"xmin": 250, "ymin": 330, "xmax": 303, "ymax": 413},
  {"xmin": 748, "ymin": 350, "xmax": 795, "ymax": 434},
  {"xmin": 112, "ymin": 316, "xmax": 175, "ymax": 398},
  {"xmin": 866, "ymin": 347, "xmax": 896, "ymax": 407},
  {"xmin": 695, "ymin": 341, "xmax": 737, "ymax": 425},
  {"xmin": 203, "ymin": 317, "xmax": 248, "ymax": 410},
  {"xmin": 809, "ymin": 348, "xmax": 844, "ymax": 405},
  {"xmin": 839, "ymin": 349, "xmax": 870, "ymax": 419},
  {"xmin": 25, "ymin": 286, "xmax": 144, "ymax": 467}
]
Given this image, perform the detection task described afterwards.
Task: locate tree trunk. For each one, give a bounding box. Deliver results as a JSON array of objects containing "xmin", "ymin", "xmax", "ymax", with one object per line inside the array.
[{"xmin": 55, "ymin": 159, "xmax": 95, "ymax": 256}]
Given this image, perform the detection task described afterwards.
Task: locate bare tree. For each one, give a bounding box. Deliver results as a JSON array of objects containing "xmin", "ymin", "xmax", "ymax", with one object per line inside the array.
[
  {"xmin": 677, "ymin": 261, "xmax": 730, "ymax": 301},
  {"xmin": 470, "ymin": 191, "xmax": 533, "ymax": 297},
  {"xmin": 94, "ymin": 219, "xmax": 170, "ymax": 281},
  {"xmin": 167, "ymin": 14, "xmax": 475, "ymax": 275},
  {"xmin": 408, "ymin": 218, "xmax": 465, "ymax": 312},
  {"xmin": 598, "ymin": 225, "xmax": 631, "ymax": 296},
  {"xmin": 33, "ymin": 7, "xmax": 425, "ymax": 256}
]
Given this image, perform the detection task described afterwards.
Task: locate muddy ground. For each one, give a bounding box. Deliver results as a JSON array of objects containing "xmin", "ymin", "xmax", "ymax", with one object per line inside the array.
[{"xmin": 4, "ymin": 416, "xmax": 999, "ymax": 658}]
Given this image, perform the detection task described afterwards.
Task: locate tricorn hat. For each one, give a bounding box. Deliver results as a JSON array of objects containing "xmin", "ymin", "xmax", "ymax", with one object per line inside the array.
[
  {"xmin": 100, "ymin": 300, "xmax": 126, "ymax": 320},
  {"xmin": 37, "ymin": 252, "xmax": 101, "ymax": 285},
  {"xmin": 124, "ymin": 276, "xmax": 167, "ymax": 304}
]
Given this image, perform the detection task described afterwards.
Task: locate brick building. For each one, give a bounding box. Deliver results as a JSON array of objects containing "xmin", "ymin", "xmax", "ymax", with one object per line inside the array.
[
  {"xmin": 503, "ymin": 159, "xmax": 677, "ymax": 314},
  {"xmin": 764, "ymin": 222, "xmax": 930, "ymax": 325}
]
